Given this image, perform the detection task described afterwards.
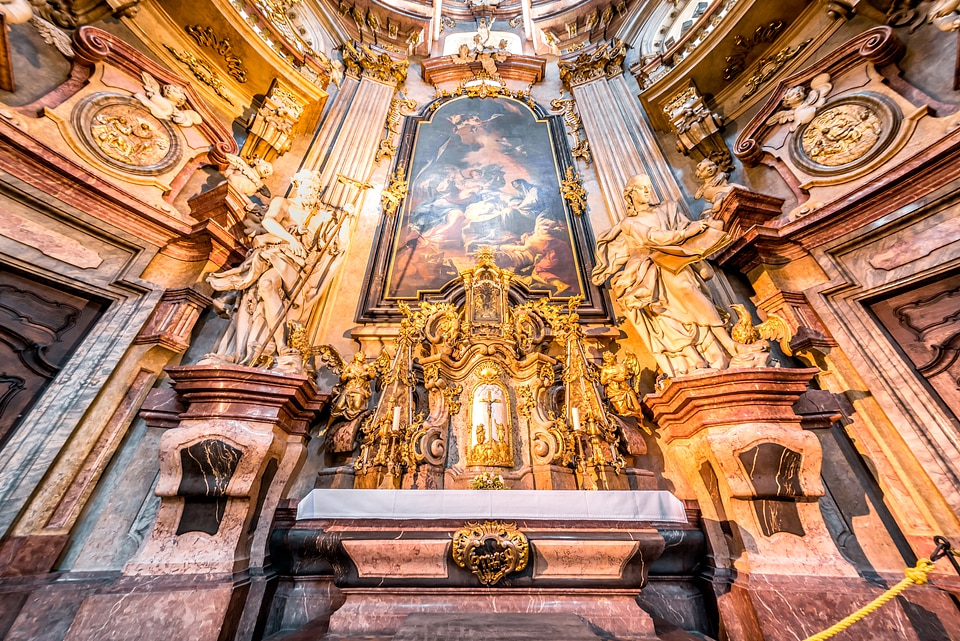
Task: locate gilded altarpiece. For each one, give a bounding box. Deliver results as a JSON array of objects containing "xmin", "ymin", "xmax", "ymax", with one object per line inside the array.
[
  {"xmin": 346, "ymin": 253, "xmax": 638, "ymax": 491},
  {"xmin": 413, "ymin": 255, "xmax": 578, "ymax": 490}
]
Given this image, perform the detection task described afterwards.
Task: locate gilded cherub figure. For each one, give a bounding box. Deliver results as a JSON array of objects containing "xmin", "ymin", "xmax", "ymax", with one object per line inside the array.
[
  {"xmin": 317, "ymin": 347, "xmax": 389, "ymax": 420},
  {"xmin": 599, "ymin": 351, "xmax": 643, "ymax": 418}
]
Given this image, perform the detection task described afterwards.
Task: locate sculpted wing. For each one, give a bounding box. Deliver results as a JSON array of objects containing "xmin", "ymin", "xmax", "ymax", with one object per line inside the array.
[
  {"xmin": 765, "ymin": 109, "xmax": 795, "ymax": 126},
  {"xmin": 755, "ymin": 314, "xmax": 794, "ymax": 356},
  {"xmin": 141, "ymin": 71, "xmax": 161, "ymax": 96},
  {"xmin": 315, "ymin": 344, "xmax": 346, "ymax": 376},
  {"xmin": 624, "ymin": 352, "xmax": 641, "ymax": 393}
]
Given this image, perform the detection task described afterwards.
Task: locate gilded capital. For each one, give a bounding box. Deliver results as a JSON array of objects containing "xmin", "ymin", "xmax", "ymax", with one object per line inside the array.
[
  {"xmin": 341, "ymin": 41, "xmax": 410, "ymax": 87},
  {"xmin": 558, "ymin": 39, "xmax": 626, "ymax": 92}
]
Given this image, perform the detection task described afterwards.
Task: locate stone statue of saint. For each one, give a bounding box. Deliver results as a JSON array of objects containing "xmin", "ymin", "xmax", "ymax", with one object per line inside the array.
[
  {"xmin": 591, "ymin": 173, "xmax": 742, "ymax": 378},
  {"xmin": 202, "ymin": 170, "xmax": 351, "ymax": 371}
]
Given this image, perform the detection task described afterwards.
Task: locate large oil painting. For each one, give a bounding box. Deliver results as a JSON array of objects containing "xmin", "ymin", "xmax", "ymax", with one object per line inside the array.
[
  {"xmin": 387, "ymin": 97, "xmax": 582, "ymax": 298},
  {"xmin": 358, "ymin": 95, "xmax": 611, "ymax": 322}
]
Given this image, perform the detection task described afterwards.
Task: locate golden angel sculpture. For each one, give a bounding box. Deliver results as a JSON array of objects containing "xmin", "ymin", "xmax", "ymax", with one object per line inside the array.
[
  {"xmin": 317, "ymin": 347, "xmax": 390, "ymax": 421},
  {"xmin": 591, "ymin": 173, "xmax": 762, "ymax": 379},
  {"xmin": 598, "ymin": 351, "xmax": 643, "ymax": 418}
]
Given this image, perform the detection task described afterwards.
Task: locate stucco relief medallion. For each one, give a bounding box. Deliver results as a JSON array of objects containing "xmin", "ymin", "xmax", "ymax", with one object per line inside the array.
[
  {"xmin": 790, "ymin": 93, "xmax": 900, "ymax": 176},
  {"xmin": 73, "ymin": 94, "xmax": 182, "ymax": 175}
]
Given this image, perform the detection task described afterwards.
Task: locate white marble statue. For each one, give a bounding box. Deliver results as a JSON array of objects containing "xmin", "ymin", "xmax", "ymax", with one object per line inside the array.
[
  {"xmin": 931, "ymin": 0, "xmax": 960, "ymax": 31},
  {"xmin": 202, "ymin": 171, "xmax": 353, "ymax": 371},
  {"xmin": 591, "ymin": 174, "xmax": 744, "ymax": 378},
  {"xmin": 223, "ymin": 153, "xmax": 273, "ymax": 199}
]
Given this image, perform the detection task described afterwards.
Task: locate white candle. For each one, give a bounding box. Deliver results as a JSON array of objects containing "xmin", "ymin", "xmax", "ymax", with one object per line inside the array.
[
  {"xmin": 392, "ymin": 405, "xmax": 401, "ymax": 432},
  {"xmin": 571, "ymin": 406, "xmax": 581, "ymax": 432}
]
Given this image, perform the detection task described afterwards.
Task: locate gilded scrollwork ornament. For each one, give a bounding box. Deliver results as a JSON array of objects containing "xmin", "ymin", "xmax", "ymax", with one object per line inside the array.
[
  {"xmin": 560, "ymin": 166, "xmax": 587, "ymax": 216},
  {"xmin": 381, "ymin": 165, "xmax": 409, "ymax": 217},
  {"xmin": 376, "ymin": 93, "xmax": 418, "ymax": 162},
  {"xmin": 341, "ymin": 41, "xmax": 409, "ymax": 87},
  {"xmin": 550, "ymin": 97, "xmax": 591, "ymax": 164},
  {"xmin": 164, "ymin": 46, "xmax": 235, "ymax": 105},
  {"xmin": 452, "ymin": 521, "xmax": 529, "ymax": 586}
]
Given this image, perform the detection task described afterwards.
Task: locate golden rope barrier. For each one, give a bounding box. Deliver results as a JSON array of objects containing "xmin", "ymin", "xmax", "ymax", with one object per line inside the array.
[{"xmin": 801, "ymin": 558, "xmax": 937, "ymax": 641}]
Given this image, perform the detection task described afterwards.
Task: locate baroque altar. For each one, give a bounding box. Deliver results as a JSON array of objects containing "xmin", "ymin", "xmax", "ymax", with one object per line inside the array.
[{"xmin": 320, "ymin": 250, "xmax": 654, "ymax": 492}]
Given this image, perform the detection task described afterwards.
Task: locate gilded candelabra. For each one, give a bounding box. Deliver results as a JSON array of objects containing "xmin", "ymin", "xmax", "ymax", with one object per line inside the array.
[{"xmin": 532, "ymin": 296, "xmax": 625, "ymax": 490}]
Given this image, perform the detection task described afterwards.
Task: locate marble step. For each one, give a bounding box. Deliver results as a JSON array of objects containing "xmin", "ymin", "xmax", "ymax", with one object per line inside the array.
[
  {"xmin": 392, "ymin": 613, "xmax": 603, "ymax": 640},
  {"xmin": 264, "ymin": 613, "xmax": 715, "ymax": 641}
]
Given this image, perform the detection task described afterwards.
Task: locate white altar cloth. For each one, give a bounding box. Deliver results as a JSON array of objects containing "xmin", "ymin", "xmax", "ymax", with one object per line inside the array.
[{"xmin": 296, "ymin": 489, "xmax": 687, "ymax": 523}]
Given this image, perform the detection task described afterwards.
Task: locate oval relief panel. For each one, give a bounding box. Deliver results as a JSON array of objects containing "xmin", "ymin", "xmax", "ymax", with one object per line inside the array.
[{"xmin": 790, "ymin": 92, "xmax": 901, "ymax": 176}]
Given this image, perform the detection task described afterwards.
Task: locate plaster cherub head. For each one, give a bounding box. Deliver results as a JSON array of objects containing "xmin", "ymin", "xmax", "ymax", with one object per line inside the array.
[
  {"xmin": 695, "ymin": 158, "xmax": 719, "ymax": 181},
  {"xmin": 782, "ymin": 85, "xmax": 806, "ymax": 109},
  {"xmin": 161, "ymin": 84, "xmax": 189, "ymax": 108}
]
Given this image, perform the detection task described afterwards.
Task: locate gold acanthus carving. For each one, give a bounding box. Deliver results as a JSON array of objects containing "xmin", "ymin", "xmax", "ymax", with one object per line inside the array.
[
  {"xmin": 341, "ymin": 41, "xmax": 409, "ymax": 87},
  {"xmin": 185, "ymin": 25, "xmax": 248, "ymax": 83},
  {"xmin": 381, "ymin": 165, "xmax": 408, "ymax": 217},
  {"xmin": 452, "ymin": 521, "xmax": 529, "ymax": 586},
  {"xmin": 560, "ymin": 166, "xmax": 587, "ymax": 216},
  {"xmin": 739, "ymin": 39, "xmax": 812, "ymax": 102},
  {"xmin": 799, "ymin": 103, "xmax": 883, "ymax": 167},
  {"xmin": 376, "ymin": 93, "xmax": 417, "ymax": 163},
  {"xmin": 550, "ymin": 97, "xmax": 591, "ymax": 164},
  {"xmin": 164, "ymin": 46, "xmax": 235, "ymax": 105},
  {"xmin": 722, "ymin": 20, "xmax": 786, "ymax": 81},
  {"xmin": 558, "ymin": 39, "xmax": 626, "ymax": 92}
]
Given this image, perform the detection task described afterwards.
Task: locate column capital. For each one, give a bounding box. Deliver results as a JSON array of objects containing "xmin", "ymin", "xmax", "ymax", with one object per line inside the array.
[
  {"xmin": 558, "ymin": 39, "xmax": 627, "ymax": 93},
  {"xmin": 341, "ymin": 41, "xmax": 409, "ymax": 88}
]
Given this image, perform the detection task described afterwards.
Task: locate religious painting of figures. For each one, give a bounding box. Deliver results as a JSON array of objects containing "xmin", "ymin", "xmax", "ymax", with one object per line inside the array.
[{"xmin": 385, "ymin": 96, "xmax": 584, "ymax": 299}]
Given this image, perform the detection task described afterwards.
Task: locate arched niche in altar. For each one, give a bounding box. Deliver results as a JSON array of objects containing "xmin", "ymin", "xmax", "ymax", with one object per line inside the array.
[{"xmin": 357, "ymin": 94, "xmax": 611, "ymax": 323}]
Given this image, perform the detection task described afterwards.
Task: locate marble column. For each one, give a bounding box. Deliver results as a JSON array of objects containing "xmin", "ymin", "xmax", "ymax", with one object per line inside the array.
[
  {"xmin": 642, "ymin": 367, "xmax": 960, "ymax": 641},
  {"xmin": 559, "ymin": 41, "xmax": 684, "ymax": 226},
  {"xmin": 298, "ymin": 44, "xmax": 408, "ymax": 342},
  {"xmin": 63, "ymin": 364, "xmax": 325, "ymax": 641}
]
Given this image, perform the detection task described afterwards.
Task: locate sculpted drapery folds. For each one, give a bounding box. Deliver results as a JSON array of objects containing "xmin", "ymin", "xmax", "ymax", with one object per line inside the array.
[
  {"xmin": 203, "ymin": 170, "xmax": 352, "ymax": 371},
  {"xmin": 591, "ymin": 174, "xmax": 741, "ymax": 379}
]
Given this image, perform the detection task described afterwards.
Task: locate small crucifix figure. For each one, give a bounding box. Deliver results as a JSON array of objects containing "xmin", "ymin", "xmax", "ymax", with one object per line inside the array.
[{"xmin": 477, "ymin": 387, "xmax": 501, "ymax": 444}]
